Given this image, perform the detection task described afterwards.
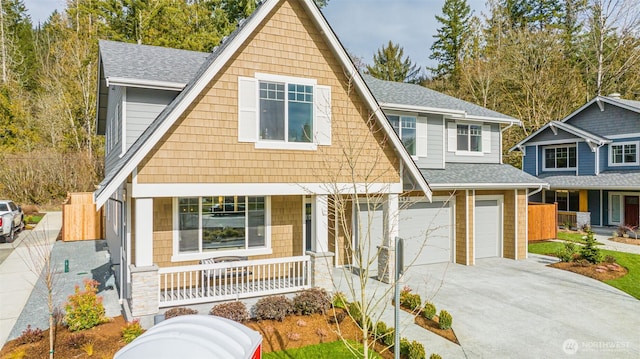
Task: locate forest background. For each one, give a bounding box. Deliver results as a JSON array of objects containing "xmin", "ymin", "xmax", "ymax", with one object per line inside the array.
[{"xmin": 0, "ymin": 0, "xmax": 638, "ymax": 205}]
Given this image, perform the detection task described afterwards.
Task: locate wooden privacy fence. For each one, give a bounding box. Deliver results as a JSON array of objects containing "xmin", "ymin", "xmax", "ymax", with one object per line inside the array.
[
  {"xmin": 62, "ymin": 192, "xmax": 103, "ymax": 241},
  {"xmin": 528, "ymin": 202, "xmax": 557, "ymax": 241}
]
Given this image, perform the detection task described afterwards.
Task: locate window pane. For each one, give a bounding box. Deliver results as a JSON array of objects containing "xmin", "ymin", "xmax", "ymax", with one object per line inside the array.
[
  {"xmin": 457, "ymin": 125, "xmax": 468, "ymax": 151},
  {"xmin": 612, "ymin": 145, "xmax": 623, "ymax": 163},
  {"xmin": 470, "ymin": 125, "xmax": 482, "ymax": 152},
  {"xmin": 556, "ymin": 191, "xmax": 568, "ymax": 211},
  {"xmin": 247, "ymin": 197, "xmax": 265, "ymax": 248},
  {"xmin": 568, "ymin": 147, "xmax": 577, "ymax": 168},
  {"xmin": 178, "ymin": 197, "xmax": 199, "ymax": 252},
  {"xmin": 611, "ymin": 195, "xmax": 621, "ymax": 223},
  {"xmin": 401, "ymin": 116, "xmax": 416, "ymax": 155},
  {"xmin": 556, "ymin": 147, "xmax": 568, "ymax": 168},
  {"xmin": 545, "ymin": 148, "xmax": 556, "ymax": 168},
  {"xmin": 259, "ymin": 82, "xmax": 285, "ymax": 140},
  {"xmin": 288, "ymin": 102, "xmax": 313, "ymax": 142},
  {"xmin": 624, "ymin": 144, "xmax": 636, "ymax": 163},
  {"xmin": 388, "ymin": 115, "xmax": 400, "ymax": 135},
  {"xmin": 569, "ymin": 191, "xmax": 579, "ymax": 212},
  {"xmin": 202, "ymin": 196, "xmax": 245, "ymax": 251}
]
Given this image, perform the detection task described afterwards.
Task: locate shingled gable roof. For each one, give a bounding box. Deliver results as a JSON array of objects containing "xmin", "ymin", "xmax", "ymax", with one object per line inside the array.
[
  {"xmin": 561, "ymin": 95, "xmax": 640, "ymax": 124},
  {"xmin": 363, "ymin": 75, "xmax": 519, "ymax": 124},
  {"xmin": 94, "ymin": 0, "xmax": 431, "ymax": 207}
]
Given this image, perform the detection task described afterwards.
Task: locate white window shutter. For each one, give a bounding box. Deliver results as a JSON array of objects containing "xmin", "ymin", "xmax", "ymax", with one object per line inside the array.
[
  {"xmin": 416, "ymin": 117, "xmax": 428, "ymax": 157},
  {"xmin": 482, "ymin": 124, "xmax": 491, "ymax": 153},
  {"xmin": 238, "ymin": 77, "xmax": 258, "ymax": 142},
  {"xmin": 447, "ymin": 121, "xmax": 457, "ymax": 152},
  {"xmin": 314, "ymin": 85, "xmax": 331, "ymax": 145}
]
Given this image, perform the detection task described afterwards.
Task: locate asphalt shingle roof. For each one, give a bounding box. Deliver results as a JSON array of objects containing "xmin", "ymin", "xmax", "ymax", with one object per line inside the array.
[
  {"xmin": 420, "ymin": 163, "xmax": 547, "ymax": 189},
  {"xmin": 99, "ymin": 40, "xmax": 209, "ymax": 85},
  {"xmin": 538, "ymin": 170, "xmax": 640, "ymax": 190},
  {"xmin": 363, "ymin": 75, "xmax": 517, "ymax": 122}
]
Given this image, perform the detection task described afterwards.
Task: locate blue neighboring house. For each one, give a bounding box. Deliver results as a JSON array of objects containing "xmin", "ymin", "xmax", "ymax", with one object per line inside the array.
[{"xmin": 511, "ymin": 94, "xmax": 640, "ymax": 228}]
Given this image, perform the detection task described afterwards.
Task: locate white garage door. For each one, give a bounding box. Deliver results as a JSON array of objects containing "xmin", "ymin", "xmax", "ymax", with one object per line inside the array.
[
  {"xmin": 474, "ymin": 199, "xmax": 501, "ymax": 259},
  {"xmin": 400, "ymin": 201, "xmax": 452, "ymax": 265}
]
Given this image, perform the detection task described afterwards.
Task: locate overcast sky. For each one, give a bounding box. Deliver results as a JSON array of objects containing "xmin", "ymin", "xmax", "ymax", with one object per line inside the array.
[{"xmin": 24, "ymin": 0, "xmax": 487, "ymax": 71}]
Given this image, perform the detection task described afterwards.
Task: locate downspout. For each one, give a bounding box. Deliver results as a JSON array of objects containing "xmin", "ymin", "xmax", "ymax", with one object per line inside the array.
[
  {"xmin": 500, "ymin": 121, "xmax": 517, "ymax": 164},
  {"xmin": 528, "ymin": 185, "xmax": 544, "ymax": 198},
  {"xmin": 107, "ymin": 196, "xmax": 126, "ymax": 303}
]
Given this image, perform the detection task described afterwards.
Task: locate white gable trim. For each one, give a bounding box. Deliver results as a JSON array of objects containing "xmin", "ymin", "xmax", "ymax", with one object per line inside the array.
[
  {"xmin": 95, "ymin": 0, "xmax": 431, "ymax": 207},
  {"xmin": 105, "ymin": 77, "xmax": 185, "ymax": 91}
]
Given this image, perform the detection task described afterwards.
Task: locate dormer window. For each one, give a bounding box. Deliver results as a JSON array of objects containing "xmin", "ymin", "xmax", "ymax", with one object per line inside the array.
[
  {"xmin": 609, "ymin": 141, "xmax": 638, "ymax": 166},
  {"xmin": 543, "ymin": 145, "xmax": 576, "ymax": 170}
]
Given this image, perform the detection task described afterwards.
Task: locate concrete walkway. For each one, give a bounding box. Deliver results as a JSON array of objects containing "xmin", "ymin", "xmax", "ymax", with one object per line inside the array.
[
  {"xmin": 591, "ymin": 230, "xmax": 640, "ymax": 254},
  {"xmin": 333, "ymin": 256, "xmax": 640, "ymax": 358},
  {"xmin": 0, "ymin": 212, "xmax": 61, "ymax": 346}
]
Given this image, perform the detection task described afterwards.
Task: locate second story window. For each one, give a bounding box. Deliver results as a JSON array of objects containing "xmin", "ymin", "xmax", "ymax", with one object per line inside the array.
[
  {"xmin": 544, "ymin": 145, "xmax": 576, "ymax": 170},
  {"xmin": 259, "ymin": 82, "xmax": 313, "ymax": 143},
  {"xmin": 389, "ymin": 115, "xmax": 416, "ymax": 155},
  {"xmin": 457, "ymin": 124, "xmax": 482, "ymax": 152},
  {"xmin": 609, "ymin": 142, "xmax": 638, "ymax": 166}
]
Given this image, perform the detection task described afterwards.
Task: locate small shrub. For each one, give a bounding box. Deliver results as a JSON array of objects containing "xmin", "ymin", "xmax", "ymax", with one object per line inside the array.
[
  {"xmin": 17, "ymin": 325, "xmax": 44, "ymax": 344},
  {"xmin": 399, "ymin": 337, "xmax": 411, "ymax": 356},
  {"xmin": 408, "ymin": 340, "xmax": 426, "ymax": 359},
  {"xmin": 254, "ymin": 295, "xmax": 293, "ymax": 321},
  {"xmin": 580, "ymin": 229, "xmax": 602, "ymax": 264},
  {"xmin": 374, "ymin": 321, "xmax": 388, "ymax": 341},
  {"xmin": 64, "ymin": 279, "xmax": 108, "ymax": 331},
  {"xmin": 210, "ymin": 301, "xmax": 248, "ymax": 322},
  {"xmin": 382, "ymin": 327, "xmax": 395, "ymax": 347},
  {"xmin": 604, "ymin": 255, "xmax": 616, "ymax": 264},
  {"xmin": 438, "ymin": 310, "xmax": 452, "ymax": 330},
  {"xmin": 164, "ymin": 307, "xmax": 198, "ymax": 319},
  {"xmin": 556, "ymin": 242, "xmax": 576, "ymax": 262},
  {"xmin": 403, "ymin": 293, "xmax": 422, "ymax": 311},
  {"xmin": 331, "ymin": 291, "xmax": 348, "ymax": 309},
  {"xmin": 121, "ymin": 320, "xmax": 145, "ymax": 344},
  {"xmin": 399, "ymin": 286, "xmax": 412, "ymax": 304},
  {"xmin": 293, "ymin": 287, "xmax": 330, "ymax": 315},
  {"xmin": 65, "ymin": 333, "xmax": 89, "ymax": 349},
  {"xmin": 422, "ymin": 302, "xmax": 436, "ymax": 320},
  {"xmin": 430, "ymin": 354, "xmax": 443, "ymax": 359}
]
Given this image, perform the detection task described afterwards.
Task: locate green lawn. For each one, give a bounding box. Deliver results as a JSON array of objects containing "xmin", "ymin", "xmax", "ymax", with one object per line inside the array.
[
  {"xmin": 263, "ymin": 340, "xmax": 383, "ymax": 359},
  {"xmin": 529, "ymin": 242, "xmax": 640, "ymax": 299},
  {"xmin": 24, "ymin": 214, "xmax": 44, "ymax": 224},
  {"xmin": 557, "ymin": 231, "xmax": 602, "ymax": 245}
]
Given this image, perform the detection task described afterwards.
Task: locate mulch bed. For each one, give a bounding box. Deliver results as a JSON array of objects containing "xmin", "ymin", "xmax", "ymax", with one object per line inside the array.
[
  {"xmin": 550, "ymin": 261, "xmax": 628, "ymax": 281},
  {"xmin": 608, "ymin": 236, "xmax": 640, "ymax": 246},
  {"xmin": 393, "ymin": 302, "xmax": 459, "ymax": 345}
]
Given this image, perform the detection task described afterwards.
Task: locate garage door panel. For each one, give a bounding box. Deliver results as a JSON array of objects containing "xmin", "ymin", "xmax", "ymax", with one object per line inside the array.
[
  {"xmin": 475, "ymin": 199, "xmax": 500, "ymax": 259},
  {"xmin": 400, "ymin": 201, "xmax": 452, "ymax": 265}
]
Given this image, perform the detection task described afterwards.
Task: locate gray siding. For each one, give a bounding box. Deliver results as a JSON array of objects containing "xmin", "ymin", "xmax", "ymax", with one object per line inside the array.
[
  {"xmin": 105, "ymin": 86, "xmax": 123, "ymax": 173},
  {"xmin": 415, "ymin": 115, "xmax": 444, "ymax": 169},
  {"xmin": 531, "ymin": 126, "xmax": 579, "ymax": 142},
  {"xmin": 445, "ymin": 120, "xmax": 500, "ymax": 163},
  {"xmin": 577, "ymin": 142, "xmax": 595, "ymax": 175},
  {"xmin": 587, "ymin": 190, "xmax": 601, "ymax": 226},
  {"xmin": 523, "ymin": 145, "xmax": 537, "ymax": 175},
  {"xmin": 125, "ymin": 88, "xmax": 178, "ymax": 149},
  {"xmin": 568, "ymin": 102, "xmax": 640, "ymax": 137}
]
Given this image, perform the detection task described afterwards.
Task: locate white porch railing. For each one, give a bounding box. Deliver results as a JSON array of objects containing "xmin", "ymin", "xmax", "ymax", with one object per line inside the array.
[{"xmin": 158, "ymin": 255, "xmax": 311, "ymax": 307}]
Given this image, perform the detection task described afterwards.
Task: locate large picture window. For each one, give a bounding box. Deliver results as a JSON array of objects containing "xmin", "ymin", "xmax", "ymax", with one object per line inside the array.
[
  {"xmin": 457, "ymin": 124, "xmax": 482, "ymax": 152},
  {"xmin": 389, "ymin": 115, "xmax": 416, "ymax": 155},
  {"xmin": 609, "ymin": 142, "xmax": 638, "ymax": 166},
  {"xmin": 177, "ymin": 196, "xmax": 266, "ymax": 254},
  {"xmin": 544, "ymin": 146, "xmax": 576, "ymax": 170},
  {"xmin": 259, "ymin": 81, "xmax": 313, "ymax": 143}
]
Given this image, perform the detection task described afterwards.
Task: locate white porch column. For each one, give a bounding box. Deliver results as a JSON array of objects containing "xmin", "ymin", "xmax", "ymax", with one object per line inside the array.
[
  {"xmin": 130, "ymin": 197, "xmax": 159, "ymax": 318},
  {"xmin": 378, "ymin": 194, "xmax": 399, "ymax": 283},
  {"xmin": 308, "ymin": 195, "xmax": 334, "ymax": 291},
  {"xmin": 134, "ymin": 197, "xmax": 154, "ymax": 267}
]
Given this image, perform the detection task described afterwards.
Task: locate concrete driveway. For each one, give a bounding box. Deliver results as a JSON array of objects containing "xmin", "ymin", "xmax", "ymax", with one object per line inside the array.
[{"xmin": 334, "ymin": 255, "xmax": 640, "ymax": 358}]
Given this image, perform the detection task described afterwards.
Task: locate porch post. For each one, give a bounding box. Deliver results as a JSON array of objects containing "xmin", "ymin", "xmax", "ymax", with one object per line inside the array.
[
  {"xmin": 130, "ymin": 197, "xmax": 159, "ymax": 318},
  {"xmin": 378, "ymin": 193, "xmax": 399, "ymax": 283},
  {"xmin": 308, "ymin": 195, "xmax": 334, "ymax": 291}
]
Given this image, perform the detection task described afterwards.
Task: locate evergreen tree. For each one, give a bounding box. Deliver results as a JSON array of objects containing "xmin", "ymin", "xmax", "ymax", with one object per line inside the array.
[
  {"xmin": 429, "ymin": 0, "xmax": 472, "ymax": 88},
  {"xmin": 366, "ymin": 40, "xmax": 418, "ymax": 82}
]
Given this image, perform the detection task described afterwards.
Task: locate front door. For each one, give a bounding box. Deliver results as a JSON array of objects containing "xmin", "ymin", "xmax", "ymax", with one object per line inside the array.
[{"xmin": 624, "ymin": 196, "xmax": 639, "ymax": 227}]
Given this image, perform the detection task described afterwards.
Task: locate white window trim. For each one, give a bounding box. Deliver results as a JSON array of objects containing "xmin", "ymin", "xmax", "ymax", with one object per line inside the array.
[
  {"xmin": 454, "ymin": 122, "xmax": 484, "ymax": 156},
  {"xmin": 608, "ymin": 141, "xmax": 639, "ymax": 167},
  {"xmin": 171, "ymin": 196, "xmax": 272, "ymax": 262},
  {"xmin": 542, "ymin": 144, "xmax": 577, "ymax": 171}
]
